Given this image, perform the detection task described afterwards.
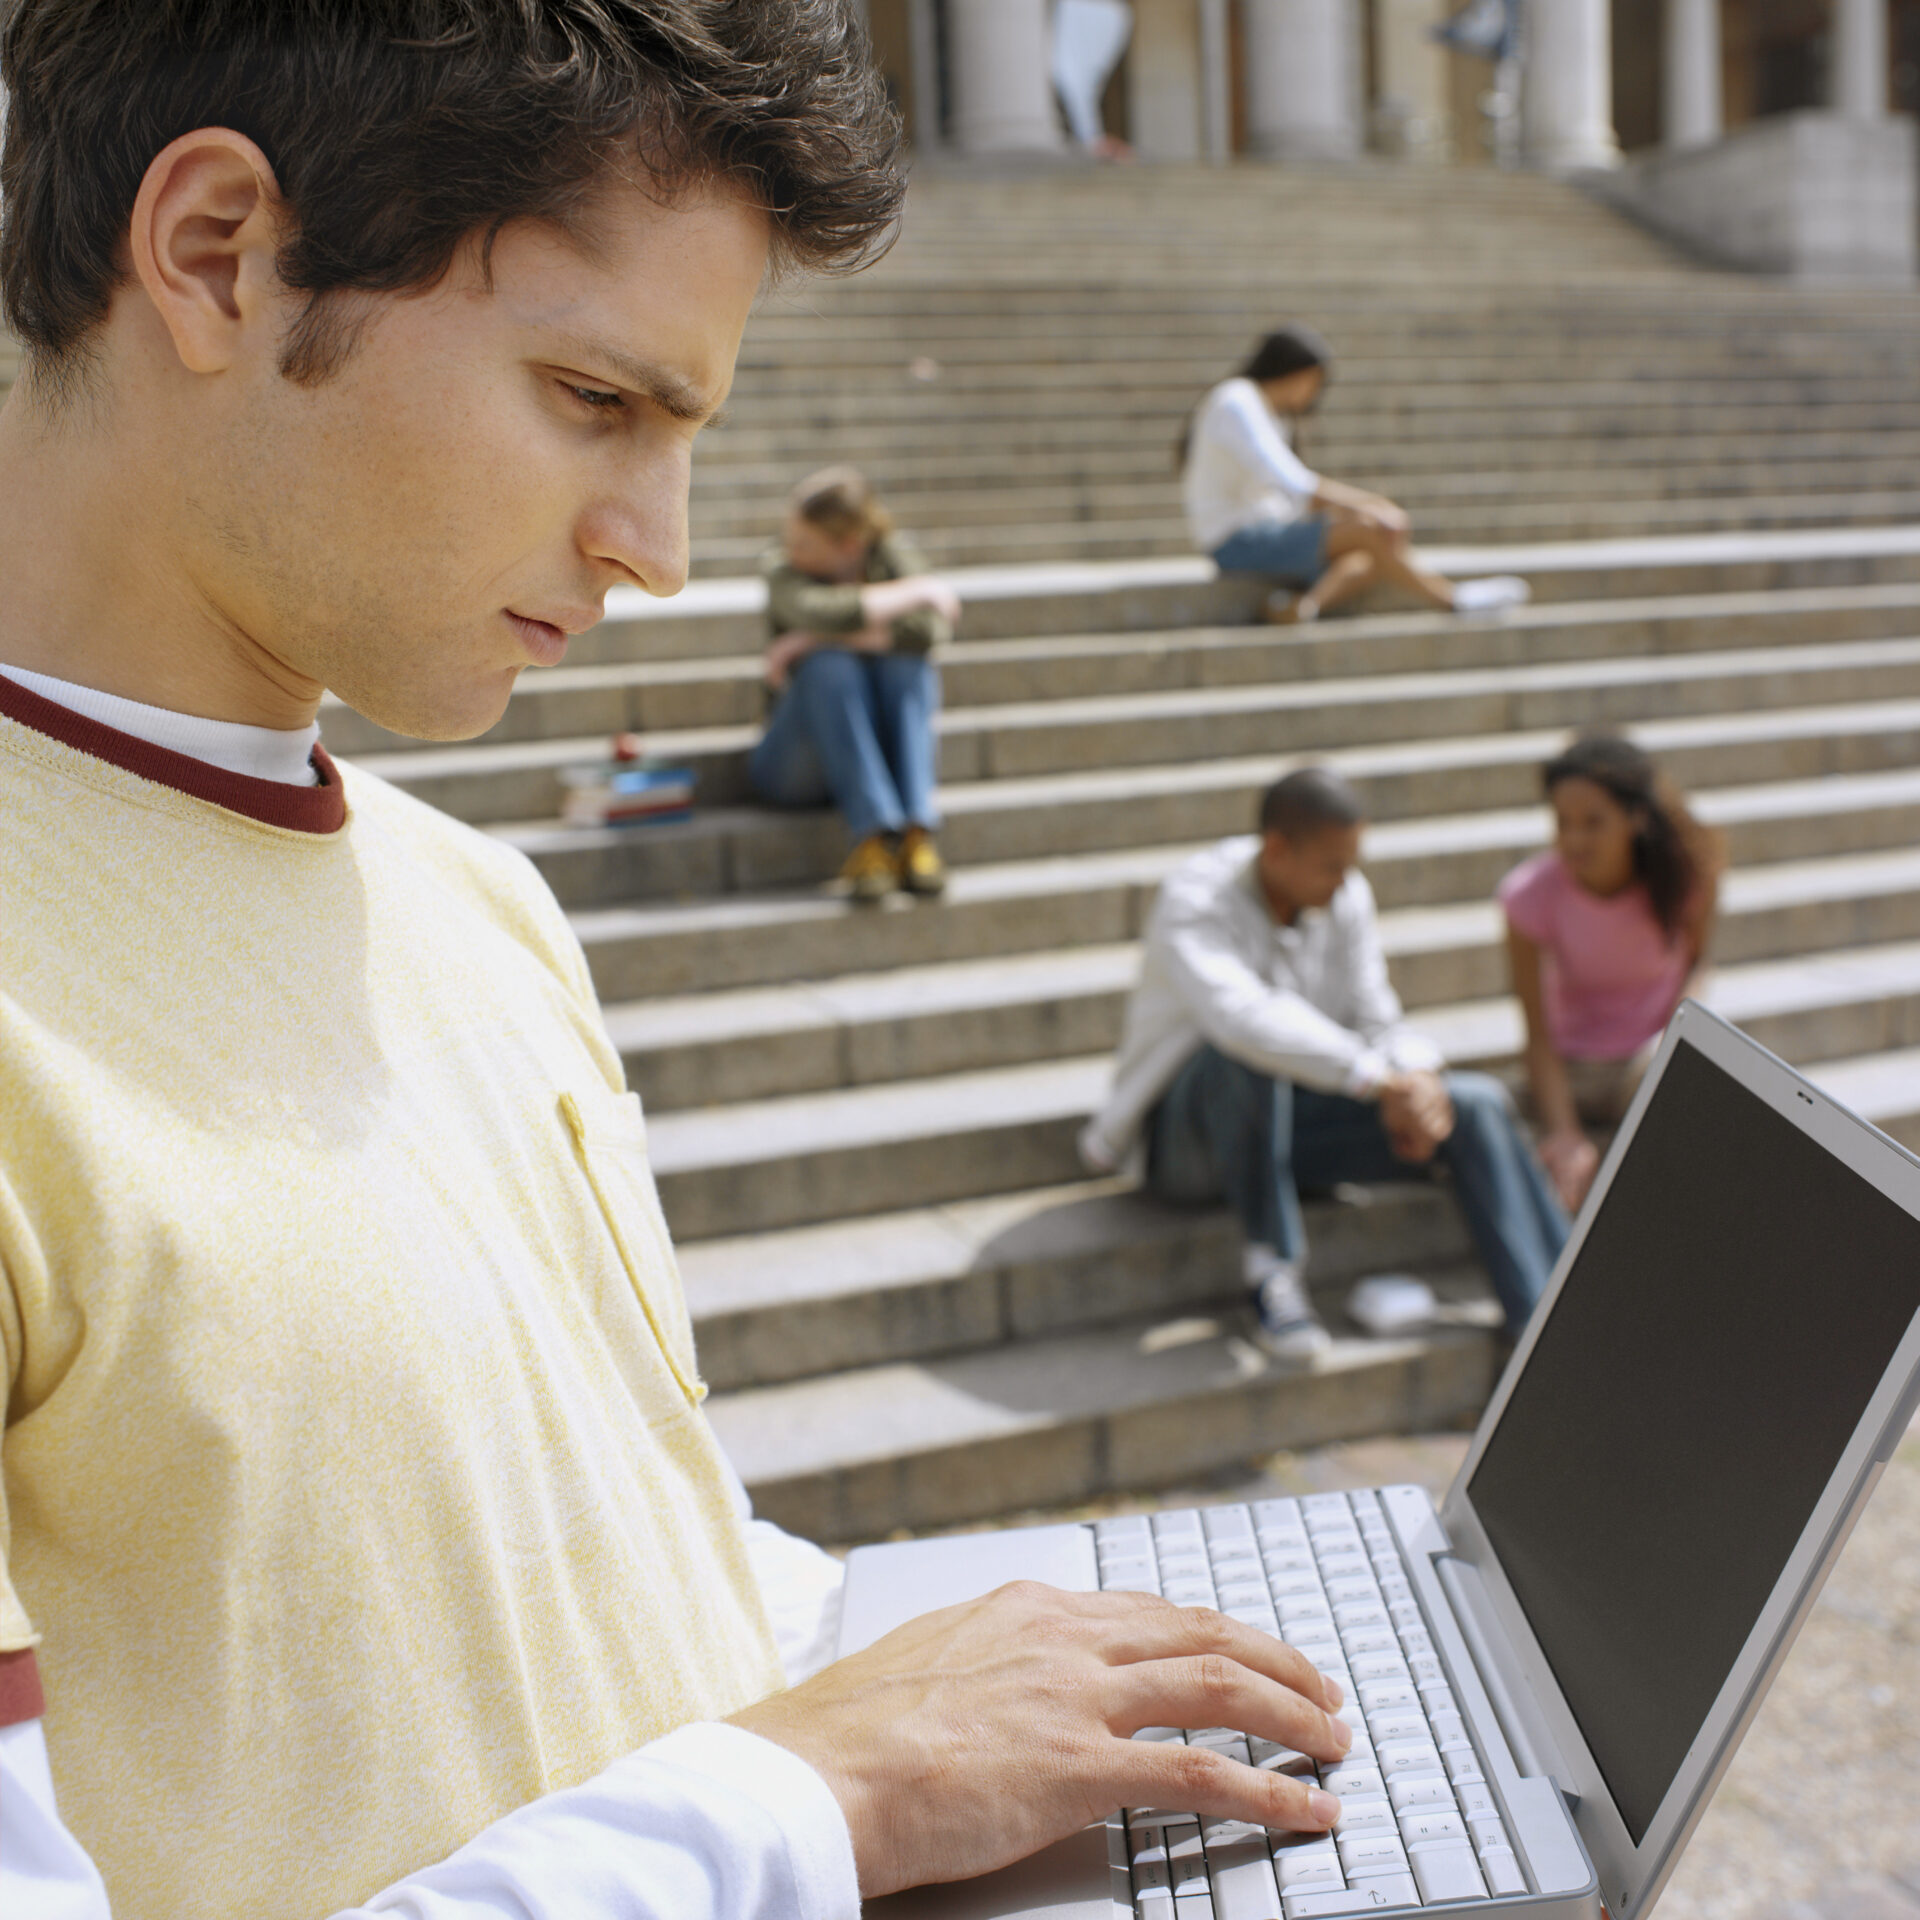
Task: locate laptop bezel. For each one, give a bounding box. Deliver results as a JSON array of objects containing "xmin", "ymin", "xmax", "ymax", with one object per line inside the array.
[{"xmin": 1436, "ymin": 1001, "xmax": 1920, "ymax": 1920}]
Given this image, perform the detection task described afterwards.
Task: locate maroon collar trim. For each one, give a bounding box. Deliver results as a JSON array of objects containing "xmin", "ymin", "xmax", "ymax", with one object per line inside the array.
[{"xmin": 0, "ymin": 670, "xmax": 347, "ymax": 835}]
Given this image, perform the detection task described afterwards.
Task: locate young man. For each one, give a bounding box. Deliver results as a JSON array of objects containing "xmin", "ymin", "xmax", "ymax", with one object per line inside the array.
[
  {"xmin": 1081, "ymin": 768, "xmax": 1569, "ymax": 1354},
  {"xmin": 0, "ymin": 7, "xmax": 1355, "ymax": 1919}
]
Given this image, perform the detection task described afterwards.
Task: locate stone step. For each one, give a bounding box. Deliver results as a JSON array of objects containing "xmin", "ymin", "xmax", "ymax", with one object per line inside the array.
[
  {"xmin": 705, "ymin": 1028, "xmax": 1920, "ymax": 1542},
  {"xmin": 682, "ymin": 1178, "xmax": 1469, "ymax": 1395},
  {"xmin": 323, "ymin": 580, "xmax": 1920, "ymax": 757},
  {"xmin": 646, "ymin": 941, "xmax": 1920, "ymax": 1242},
  {"xmin": 571, "ymin": 530, "xmax": 1920, "ymax": 664},
  {"xmin": 710, "ymin": 1281, "xmax": 1501, "ymax": 1541},
  {"xmin": 611, "ymin": 845, "xmax": 1920, "ymax": 1113},
  {"xmin": 365, "ymin": 635, "xmax": 1920, "ymax": 825},
  {"xmin": 573, "ymin": 789, "xmax": 1920, "ymax": 1003},
  {"xmin": 494, "ymin": 699, "xmax": 1920, "ymax": 909}
]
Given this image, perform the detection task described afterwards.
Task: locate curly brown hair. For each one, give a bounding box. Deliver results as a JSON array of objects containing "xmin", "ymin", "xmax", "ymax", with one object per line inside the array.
[{"xmin": 1, "ymin": 0, "xmax": 904, "ymax": 388}]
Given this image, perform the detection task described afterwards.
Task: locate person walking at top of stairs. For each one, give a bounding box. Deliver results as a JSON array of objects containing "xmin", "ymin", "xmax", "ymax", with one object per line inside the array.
[
  {"xmin": 748, "ymin": 466, "xmax": 961, "ymax": 901},
  {"xmin": 1183, "ymin": 326, "xmax": 1532, "ymax": 626},
  {"xmin": 1502, "ymin": 732, "xmax": 1725, "ymax": 1215},
  {"xmin": 1079, "ymin": 766, "xmax": 1569, "ymax": 1358}
]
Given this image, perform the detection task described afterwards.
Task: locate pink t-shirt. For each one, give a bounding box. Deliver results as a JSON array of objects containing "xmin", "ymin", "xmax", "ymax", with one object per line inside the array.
[{"xmin": 1498, "ymin": 851, "xmax": 1691, "ymax": 1061}]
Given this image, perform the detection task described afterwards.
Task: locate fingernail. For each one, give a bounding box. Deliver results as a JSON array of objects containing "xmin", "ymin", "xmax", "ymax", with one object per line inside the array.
[
  {"xmin": 1320, "ymin": 1672, "xmax": 1345, "ymax": 1710},
  {"xmin": 1309, "ymin": 1789, "xmax": 1342, "ymax": 1828},
  {"xmin": 1328, "ymin": 1715, "xmax": 1353, "ymax": 1755}
]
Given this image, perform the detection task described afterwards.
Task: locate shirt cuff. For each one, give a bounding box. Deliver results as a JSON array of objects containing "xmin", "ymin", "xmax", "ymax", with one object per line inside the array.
[
  {"xmin": 644, "ymin": 1722, "xmax": 859, "ymax": 1920},
  {"xmin": 1344, "ymin": 1050, "xmax": 1390, "ymax": 1099}
]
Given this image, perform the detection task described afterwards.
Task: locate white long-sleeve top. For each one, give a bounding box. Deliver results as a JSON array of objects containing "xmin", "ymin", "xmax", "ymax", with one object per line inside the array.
[
  {"xmin": 0, "ymin": 669, "xmax": 859, "ymax": 1920},
  {"xmin": 1080, "ymin": 836, "xmax": 1445, "ymax": 1171},
  {"xmin": 1182, "ymin": 377, "xmax": 1323, "ymax": 553}
]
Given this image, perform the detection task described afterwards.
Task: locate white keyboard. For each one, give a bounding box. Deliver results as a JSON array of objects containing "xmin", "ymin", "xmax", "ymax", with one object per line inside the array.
[{"xmin": 1097, "ymin": 1490, "xmax": 1529, "ymax": 1916}]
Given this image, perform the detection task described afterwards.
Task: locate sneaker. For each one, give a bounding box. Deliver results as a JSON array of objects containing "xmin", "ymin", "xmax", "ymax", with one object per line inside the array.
[
  {"xmin": 1451, "ymin": 574, "xmax": 1532, "ymax": 615},
  {"xmin": 1251, "ymin": 1262, "xmax": 1333, "ymax": 1362},
  {"xmin": 897, "ymin": 826, "xmax": 948, "ymax": 897},
  {"xmin": 1265, "ymin": 589, "xmax": 1318, "ymax": 626},
  {"xmin": 839, "ymin": 833, "xmax": 899, "ymax": 902}
]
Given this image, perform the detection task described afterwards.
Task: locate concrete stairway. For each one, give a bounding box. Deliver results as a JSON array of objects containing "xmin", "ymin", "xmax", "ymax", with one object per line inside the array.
[
  {"xmin": 686, "ymin": 165, "xmax": 1920, "ymax": 573},
  {"xmin": 326, "ymin": 519, "xmax": 1920, "ymax": 1540}
]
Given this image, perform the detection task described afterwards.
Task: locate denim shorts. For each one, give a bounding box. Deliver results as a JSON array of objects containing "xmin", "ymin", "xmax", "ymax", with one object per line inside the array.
[{"xmin": 1211, "ymin": 516, "xmax": 1330, "ymax": 584}]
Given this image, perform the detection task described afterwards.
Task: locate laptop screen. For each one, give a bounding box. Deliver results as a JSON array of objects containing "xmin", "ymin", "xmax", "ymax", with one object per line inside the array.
[{"xmin": 1466, "ymin": 1037, "xmax": 1920, "ymax": 1844}]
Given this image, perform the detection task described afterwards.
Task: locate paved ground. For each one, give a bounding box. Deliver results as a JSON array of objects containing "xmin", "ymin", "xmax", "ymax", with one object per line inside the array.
[{"xmin": 904, "ymin": 1412, "xmax": 1920, "ymax": 1918}]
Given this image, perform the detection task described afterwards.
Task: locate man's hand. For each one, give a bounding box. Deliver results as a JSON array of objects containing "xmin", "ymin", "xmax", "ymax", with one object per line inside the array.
[
  {"xmin": 1539, "ymin": 1126, "xmax": 1599, "ymax": 1213},
  {"xmin": 1378, "ymin": 1070, "xmax": 1454, "ymax": 1163},
  {"xmin": 728, "ymin": 1581, "xmax": 1350, "ymax": 1900}
]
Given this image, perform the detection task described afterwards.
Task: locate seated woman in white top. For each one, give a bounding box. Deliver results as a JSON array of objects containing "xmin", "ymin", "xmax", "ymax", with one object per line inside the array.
[{"xmin": 1181, "ymin": 326, "xmax": 1531, "ymax": 624}]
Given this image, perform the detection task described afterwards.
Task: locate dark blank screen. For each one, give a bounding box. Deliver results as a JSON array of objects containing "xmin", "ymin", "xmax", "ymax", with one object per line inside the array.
[{"xmin": 1468, "ymin": 1040, "xmax": 1920, "ymax": 1843}]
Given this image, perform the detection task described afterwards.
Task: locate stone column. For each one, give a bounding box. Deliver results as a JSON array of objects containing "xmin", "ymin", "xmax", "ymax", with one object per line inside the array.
[
  {"xmin": 946, "ymin": 0, "xmax": 1066, "ymax": 156},
  {"xmin": 1374, "ymin": 0, "xmax": 1455, "ymax": 161},
  {"xmin": 1522, "ymin": 0, "xmax": 1620, "ymax": 170},
  {"xmin": 1243, "ymin": 0, "xmax": 1364, "ymax": 162},
  {"xmin": 1200, "ymin": 0, "xmax": 1233, "ymax": 162},
  {"xmin": 1834, "ymin": 0, "xmax": 1889, "ymax": 120},
  {"xmin": 1663, "ymin": 0, "xmax": 1721, "ymax": 148}
]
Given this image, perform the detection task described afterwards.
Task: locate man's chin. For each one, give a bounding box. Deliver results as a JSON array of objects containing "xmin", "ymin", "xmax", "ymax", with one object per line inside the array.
[{"xmin": 331, "ymin": 671, "xmax": 520, "ymax": 746}]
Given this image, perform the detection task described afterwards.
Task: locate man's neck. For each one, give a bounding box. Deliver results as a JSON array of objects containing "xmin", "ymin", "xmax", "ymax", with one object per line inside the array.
[{"xmin": 0, "ymin": 377, "xmax": 324, "ymax": 730}]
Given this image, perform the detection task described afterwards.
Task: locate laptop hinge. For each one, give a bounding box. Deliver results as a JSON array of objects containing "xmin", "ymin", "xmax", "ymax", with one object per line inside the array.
[{"xmin": 1434, "ymin": 1552, "xmax": 1582, "ymax": 1801}]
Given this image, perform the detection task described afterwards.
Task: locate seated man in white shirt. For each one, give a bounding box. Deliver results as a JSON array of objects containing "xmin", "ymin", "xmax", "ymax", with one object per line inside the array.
[
  {"xmin": 1082, "ymin": 768, "xmax": 1568, "ymax": 1356},
  {"xmin": 0, "ymin": 6, "xmax": 1359, "ymax": 1919}
]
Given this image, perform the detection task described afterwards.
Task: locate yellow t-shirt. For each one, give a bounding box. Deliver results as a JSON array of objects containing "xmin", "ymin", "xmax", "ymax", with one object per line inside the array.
[{"xmin": 0, "ymin": 679, "xmax": 783, "ymax": 1920}]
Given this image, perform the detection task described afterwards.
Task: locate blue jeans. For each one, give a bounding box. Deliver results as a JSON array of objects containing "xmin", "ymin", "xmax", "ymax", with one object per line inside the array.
[
  {"xmin": 1212, "ymin": 516, "xmax": 1330, "ymax": 586},
  {"xmin": 748, "ymin": 648, "xmax": 941, "ymax": 844},
  {"xmin": 1145, "ymin": 1046, "xmax": 1568, "ymax": 1335}
]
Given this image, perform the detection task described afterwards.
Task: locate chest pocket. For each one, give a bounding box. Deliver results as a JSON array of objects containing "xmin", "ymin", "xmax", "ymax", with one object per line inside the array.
[{"xmin": 559, "ymin": 1090, "xmax": 705, "ymax": 1405}]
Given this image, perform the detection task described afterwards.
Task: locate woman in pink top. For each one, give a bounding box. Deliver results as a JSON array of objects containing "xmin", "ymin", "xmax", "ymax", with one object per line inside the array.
[{"xmin": 1500, "ymin": 734, "xmax": 1725, "ymax": 1212}]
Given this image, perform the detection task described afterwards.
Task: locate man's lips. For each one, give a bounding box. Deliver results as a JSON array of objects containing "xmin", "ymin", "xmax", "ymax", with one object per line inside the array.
[{"xmin": 506, "ymin": 608, "xmax": 595, "ymax": 664}]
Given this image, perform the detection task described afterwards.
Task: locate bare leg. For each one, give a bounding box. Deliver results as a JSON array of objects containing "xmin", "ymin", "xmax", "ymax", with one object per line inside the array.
[
  {"xmin": 1270, "ymin": 549, "xmax": 1376, "ymax": 624},
  {"xmin": 1325, "ymin": 521, "xmax": 1457, "ymax": 611}
]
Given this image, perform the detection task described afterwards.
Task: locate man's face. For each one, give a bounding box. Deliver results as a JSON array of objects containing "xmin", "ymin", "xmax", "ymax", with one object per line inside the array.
[
  {"xmin": 189, "ymin": 177, "xmax": 768, "ymax": 740},
  {"xmin": 1259, "ymin": 821, "xmax": 1363, "ymax": 917}
]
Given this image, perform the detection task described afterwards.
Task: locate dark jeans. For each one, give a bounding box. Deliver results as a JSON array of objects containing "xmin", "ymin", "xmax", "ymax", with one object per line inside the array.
[
  {"xmin": 748, "ymin": 648, "xmax": 941, "ymax": 844},
  {"xmin": 1145, "ymin": 1045, "xmax": 1568, "ymax": 1334}
]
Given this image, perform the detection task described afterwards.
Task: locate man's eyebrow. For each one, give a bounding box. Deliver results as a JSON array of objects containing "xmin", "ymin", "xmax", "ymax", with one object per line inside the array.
[{"xmin": 551, "ymin": 334, "xmax": 727, "ymax": 425}]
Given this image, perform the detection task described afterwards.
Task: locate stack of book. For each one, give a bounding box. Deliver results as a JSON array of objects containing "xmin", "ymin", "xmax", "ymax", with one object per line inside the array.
[{"xmin": 558, "ymin": 735, "xmax": 696, "ymax": 828}]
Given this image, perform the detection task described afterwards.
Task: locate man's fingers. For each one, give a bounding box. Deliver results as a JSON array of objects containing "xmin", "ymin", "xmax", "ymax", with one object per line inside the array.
[
  {"xmin": 1081, "ymin": 1595, "xmax": 1342, "ymax": 1714},
  {"xmin": 1106, "ymin": 1654, "xmax": 1352, "ymax": 1765},
  {"xmin": 1116, "ymin": 1735, "xmax": 1342, "ymax": 1835}
]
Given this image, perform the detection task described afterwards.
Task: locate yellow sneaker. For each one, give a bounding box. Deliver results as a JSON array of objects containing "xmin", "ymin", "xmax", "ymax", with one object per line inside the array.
[
  {"xmin": 898, "ymin": 826, "xmax": 948, "ymax": 897},
  {"xmin": 840, "ymin": 833, "xmax": 899, "ymax": 902}
]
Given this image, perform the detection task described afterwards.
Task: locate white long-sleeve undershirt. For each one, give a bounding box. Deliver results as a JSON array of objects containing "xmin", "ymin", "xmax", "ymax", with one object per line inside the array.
[{"xmin": 1182, "ymin": 376, "xmax": 1323, "ymax": 553}]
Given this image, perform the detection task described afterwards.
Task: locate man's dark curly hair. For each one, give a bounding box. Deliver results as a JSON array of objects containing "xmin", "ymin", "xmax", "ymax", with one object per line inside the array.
[{"xmin": 0, "ymin": 0, "xmax": 904, "ymax": 387}]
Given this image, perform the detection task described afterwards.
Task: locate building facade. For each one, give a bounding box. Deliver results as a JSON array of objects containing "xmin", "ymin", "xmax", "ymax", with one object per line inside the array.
[{"xmin": 859, "ymin": 0, "xmax": 1911, "ymax": 171}]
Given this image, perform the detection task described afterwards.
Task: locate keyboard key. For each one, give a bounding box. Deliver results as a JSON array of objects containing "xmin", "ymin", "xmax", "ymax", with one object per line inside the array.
[
  {"xmin": 1098, "ymin": 1514, "xmax": 1153, "ymax": 1542},
  {"xmin": 1270, "ymin": 1830, "xmax": 1338, "ymax": 1859},
  {"xmin": 1100, "ymin": 1559, "xmax": 1158, "ymax": 1590},
  {"xmin": 1154, "ymin": 1512, "xmax": 1204, "ymax": 1539},
  {"xmin": 1339, "ymin": 1627, "xmax": 1398, "ymax": 1656},
  {"xmin": 1329, "ymin": 1800, "xmax": 1396, "ymax": 1837},
  {"xmin": 1398, "ymin": 1809, "xmax": 1467, "ymax": 1845},
  {"xmin": 1469, "ymin": 1814, "xmax": 1513, "ymax": 1853},
  {"xmin": 1319, "ymin": 1763, "xmax": 1383, "ymax": 1797},
  {"xmin": 1349, "ymin": 1655, "xmax": 1411, "ymax": 1686},
  {"xmin": 1455, "ymin": 1782, "xmax": 1498, "ymax": 1818},
  {"xmin": 1252, "ymin": 1742, "xmax": 1318, "ymax": 1776},
  {"xmin": 1386, "ymin": 1774, "xmax": 1454, "ymax": 1811},
  {"xmin": 1481, "ymin": 1847, "xmax": 1527, "ymax": 1895},
  {"xmin": 1254, "ymin": 1498, "xmax": 1304, "ymax": 1527},
  {"xmin": 1274, "ymin": 1854, "xmax": 1345, "ymax": 1893},
  {"xmin": 1105, "ymin": 1576, "xmax": 1163, "ymax": 1596},
  {"xmin": 1137, "ymin": 1892, "xmax": 1176, "ymax": 1920},
  {"xmin": 1344, "ymin": 1870, "xmax": 1421, "ymax": 1908},
  {"xmin": 1332, "ymin": 1606, "xmax": 1390, "ymax": 1634},
  {"xmin": 1337, "ymin": 1834, "xmax": 1409, "ymax": 1874},
  {"xmin": 1397, "ymin": 1629, "xmax": 1434, "ymax": 1658},
  {"xmin": 1176, "ymin": 1893, "xmax": 1218, "ymax": 1919},
  {"xmin": 1204, "ymin": 1505, "xmax": 1255, "ymax": 1537},
  {"xmin": 1208, "ymin": 1844, "xmax": 1284, "ymax": 1920},
  {"xmin": 1417, "ymin": 1684, "xmax": 1455, "ymax": 1716},
  {"xmin": 1407, "ymin": 1843, "xmax": 1487, "ymax": 1903},
  {"xmin": 1375, "ymin": 1742, "xmax": 1441, "ymax": 1777},
  {"xmin": 1324, "ymin": 1576, "xmax": 1379, "ymax": 1604},
  {"xmin": 1267, "ymin": 1568, "xmax": 1324, "ymax": 1598},
  {"xmin": 1355, "ymin": 1685, "xmax": 1419, "ymax": 1717},
  {"xmin": 1444, "ymin": 1748, "xmax": 1485, "ymax": 1786},
  {"xmin": 1281, "ymin": 1886, "xmax": 1387, "ymax": 1916},
  {"xmin": 1135, "ymin": 1726, "xmax": 1187, "ymax": 1742},
  {"xmin": 1428, "ymin": 1709, "xmax": 1465, "ymax": 1745},
  {"xmin": 1218, "ymin": 1581, "xmax": 1273, "ymax": 1610},
  {"xmin": 1228, "ymin": 1607, "xmax": 1282, "ymax": 1636},
  {"xmin": 1170, "ymin": 1824, "xmax": 1210, "ymax": 1893}
]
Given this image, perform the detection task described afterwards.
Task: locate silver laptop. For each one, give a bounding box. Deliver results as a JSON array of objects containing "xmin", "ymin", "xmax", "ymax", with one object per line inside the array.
[{"xmin": 840, "ymin": 1002, "xmax": 1920, "ymax": 1920}]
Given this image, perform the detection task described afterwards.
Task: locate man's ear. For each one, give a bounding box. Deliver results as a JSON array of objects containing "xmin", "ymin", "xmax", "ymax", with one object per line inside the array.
[{"xmin": 127, "ymin": 129, "xmax": 286, "ymax": 376}]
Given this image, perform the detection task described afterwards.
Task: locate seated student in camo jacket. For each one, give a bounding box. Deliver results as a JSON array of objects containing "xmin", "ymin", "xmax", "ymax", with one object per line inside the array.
[{"xmin": 748, "ymin": 466, "xmax": 961, "ymax": 900}]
